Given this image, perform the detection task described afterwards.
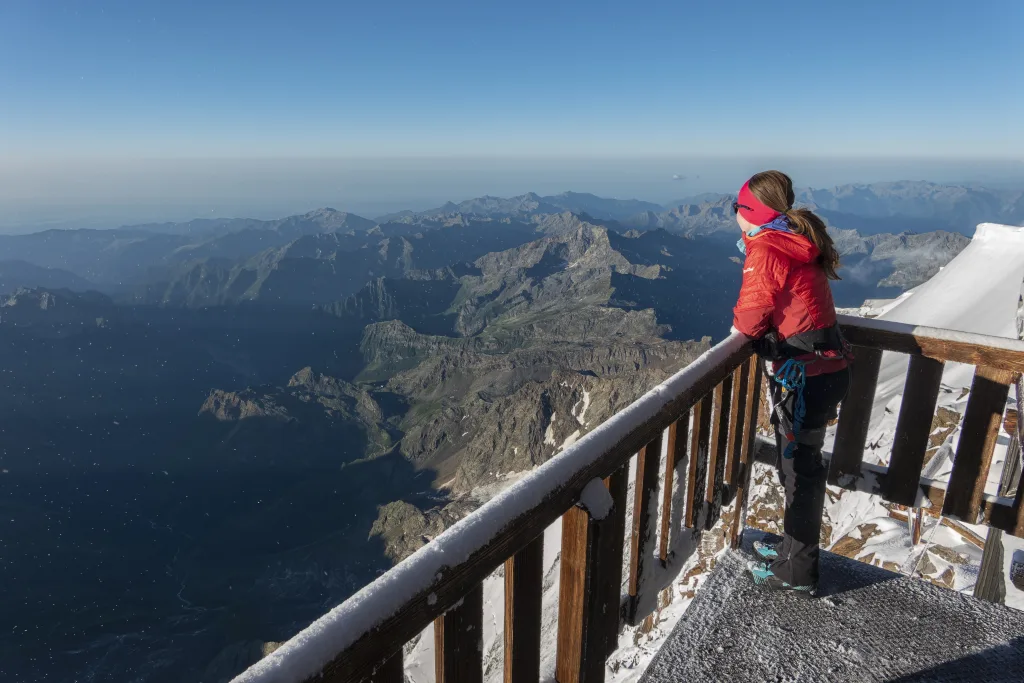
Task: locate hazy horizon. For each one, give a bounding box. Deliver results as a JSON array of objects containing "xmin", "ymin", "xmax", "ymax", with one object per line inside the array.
[{"xmin": 3, "ymin": 155, "xmax": 1024, "ymax": 232}]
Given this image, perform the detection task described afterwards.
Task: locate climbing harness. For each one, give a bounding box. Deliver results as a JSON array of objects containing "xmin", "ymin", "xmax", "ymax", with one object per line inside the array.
[{"xmin": 772, "ymin": 358, "xmax": 807, "ymax": 459}]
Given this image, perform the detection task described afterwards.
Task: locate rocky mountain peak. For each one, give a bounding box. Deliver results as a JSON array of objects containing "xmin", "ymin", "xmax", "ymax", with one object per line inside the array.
[{"xmin": 199, "ymin": 388, "xmax": 292, "ymax": 422}]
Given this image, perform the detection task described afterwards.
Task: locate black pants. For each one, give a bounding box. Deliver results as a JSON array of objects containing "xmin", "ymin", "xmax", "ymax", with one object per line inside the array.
[{"xmin": 769, "ymin": 367, "xmax": 851, "ymax": 586}]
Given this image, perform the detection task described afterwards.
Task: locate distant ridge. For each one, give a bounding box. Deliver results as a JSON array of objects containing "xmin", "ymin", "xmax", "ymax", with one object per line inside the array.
[{"xmin": 377, "ymin": 191, "xmax": 664, "ymax": 222}]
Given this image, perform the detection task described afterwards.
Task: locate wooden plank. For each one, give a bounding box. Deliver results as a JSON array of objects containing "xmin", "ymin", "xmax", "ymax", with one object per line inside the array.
[
  {"xmin": 943, "ymin": 366, "xmax": 1015, "ymax": 523},
  {"xmin": 305, "ymin": 342, "xmax": 755, "ymax": 683},
  {"xmin": 706, "ymin": 374, "xmax": 732, "ymax": 508},
  {"xmin": 730, "ymin": 357, "xmax": 763, "ymax": 549},
  {"xmin": 974, "ymin": 527, "xmax": 1006, "ymax": 604},
  {"xmin": 990, "ymin": 473, "xmax": 1024, "ymax": 538},
  {"xmin": 838, "ymin": 315, "xmax": 1024, "ymax": 373},
  {"xmin": 978, "ymin": 496, "xmax": 1024, "ymax": 539},
  {"xmin": 831, "ymin": 465, "xmax": 1024, "ymax": 540},
  {"xmin": 602, "ymin": 466, "xmax": 628, "ymax": 654},
  {"xmin": 366, "ymin": 650, "xmax": 403, "ymax": 683},
  {"xmin": 725, "ymin": 363, "xmax": 749, "ymax": 486},
  {"xmin": 556, "ymin": 477, "xmax": 624, "ymax": 683},
  {"xmin": 504, "ymin": 535, "xmax": 544, "ymax": 683},
  {"xmin": 685, "ymin": 393, "xmax": 714, "ymax": 528},
  {"xmin": 828, "ymin": 346, "xmax": 883, "ymax": 485},
  {"xmin": 434, "ymin": 583, "xmax": 483, "ymax": 683},
  {"xmin": 659, "ymin": 415, "xmax": 690, "ymax": 563},
  {"xmin": 883, "ymin": 356, "xmax": 946, "ymax": 506},
  {"xmin": 627, "ymin": 437, "xmax": 663, "ymax": 624},
  {"xmin": 1016, "ymin": 466, "xmax": 1024, "ymax": 538}
]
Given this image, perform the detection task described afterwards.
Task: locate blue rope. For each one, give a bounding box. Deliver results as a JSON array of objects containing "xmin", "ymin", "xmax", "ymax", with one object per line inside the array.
[{"xmin": 775, "ymin": 359, "xmax": 806, "ymax": 459}]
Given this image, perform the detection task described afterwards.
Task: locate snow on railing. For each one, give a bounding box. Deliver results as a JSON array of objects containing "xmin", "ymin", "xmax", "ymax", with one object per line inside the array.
[{"xmin": 836, "ymin": 314, "xmax": 1024, "ymax": 366}]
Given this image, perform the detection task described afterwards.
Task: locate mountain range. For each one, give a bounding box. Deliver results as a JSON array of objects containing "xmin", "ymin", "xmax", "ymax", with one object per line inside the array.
[{"xmin": 0, "ymin": 179, "xmax": 1000, "ymax": 682}]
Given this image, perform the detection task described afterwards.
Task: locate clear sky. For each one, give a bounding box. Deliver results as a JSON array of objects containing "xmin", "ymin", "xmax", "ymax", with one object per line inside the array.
[{"xmin": 1, "ymin": 0, "xmax": 1022, "ymax": 224}]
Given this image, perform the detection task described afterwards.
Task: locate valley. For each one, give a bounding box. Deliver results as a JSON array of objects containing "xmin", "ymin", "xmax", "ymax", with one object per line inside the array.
[{"xmin": 0, "ymin": 182, "xmax": 986, "ymax": 681}]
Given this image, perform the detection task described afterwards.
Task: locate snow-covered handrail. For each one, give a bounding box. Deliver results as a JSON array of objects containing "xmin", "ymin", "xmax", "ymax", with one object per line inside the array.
[
  {"xmin": 837, "ymin": 314, "xmax": 1024, "ymax": 373},
  {"xmin": 232, "ymin": 332, "xmax": 754, "ymax": 683}
]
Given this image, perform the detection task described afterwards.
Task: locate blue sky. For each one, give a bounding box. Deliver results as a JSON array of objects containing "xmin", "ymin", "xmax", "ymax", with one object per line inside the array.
[
  {"xmin": 2, "ymin": 0, "xmax": 1022, "ymax": 159},
  {"xmin": 0, "ymin": 1, "xmax": 1022, "ymax": 225}
]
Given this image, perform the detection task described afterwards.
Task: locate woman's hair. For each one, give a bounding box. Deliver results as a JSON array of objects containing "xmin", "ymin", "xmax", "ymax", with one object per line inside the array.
[{"xmin": 747, "ymin": 170, "xmax": 841, "ymax": 280}]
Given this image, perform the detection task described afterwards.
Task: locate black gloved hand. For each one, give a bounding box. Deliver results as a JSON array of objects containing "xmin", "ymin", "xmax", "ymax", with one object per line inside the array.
[{"xmin": 752, "ymin": 330, "xmax": 780, "ymax": 360}]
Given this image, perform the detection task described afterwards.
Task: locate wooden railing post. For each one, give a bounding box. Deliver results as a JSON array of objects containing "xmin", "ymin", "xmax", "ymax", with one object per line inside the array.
[
  {"xmin": 627, "ymin": 437, "xmax": 664, "ymax": 625},
  {"xmin": 725, "ymin": 363, "xmax": 749, "ymax": 487},
  {"xmin": 556, "ymin": 469, "xmax": 626, "ymax": 683},
  {"xmin": 435, "ymin": 583, "xmax": 483, "ymax": 683},
  {"xmin": 1013, "ymin": 467, "xmax": 1024, "ymax": 538},
  {"xmin": 828, "ymin": 346, "xmax": 883, "ymax": 485},
  {"xmin": 504, "ymin": 535, "xmax": 544, "ymax": 683},
  {"xmin": 602, "ymin": 466, "xmax": 628, "ymax": 655},
  {"xmin": 659, "ymin": 416, "xmax": 690, "ymax": 564},
  {"xmin": 884, "ymin": 356, "xmax": 946, "ymax": 505},
  {"xmin": 684, "ymin": 394, "xmax": 714, "ymax": 528},
  {"xmin": 943, "ymin": 366, "xmax": 1015, "ymax": 523},
  {"xmin": 705, "ymin": 374, "xmax": 733, "ymax": 529},
  {"xmin": 730, "ymin": 356, "xmax": 763, "ymax": 548}
]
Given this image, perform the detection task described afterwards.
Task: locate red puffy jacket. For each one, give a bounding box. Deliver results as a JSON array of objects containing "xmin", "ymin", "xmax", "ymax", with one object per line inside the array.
[{"xmin": 733, "ymin": 228, "xmax": 847, "ymax": 376}]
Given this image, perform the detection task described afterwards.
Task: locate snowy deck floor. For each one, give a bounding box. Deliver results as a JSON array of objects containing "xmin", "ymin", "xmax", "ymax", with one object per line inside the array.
[{"xmin": 640, "ymin": 534, "xmax": 1024, "ymax": 683}]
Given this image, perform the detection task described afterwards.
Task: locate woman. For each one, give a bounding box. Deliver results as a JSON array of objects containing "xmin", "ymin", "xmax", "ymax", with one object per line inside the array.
[{"xmin": 731, "ymin": 170, "xmax": 851, "ymax": 595}]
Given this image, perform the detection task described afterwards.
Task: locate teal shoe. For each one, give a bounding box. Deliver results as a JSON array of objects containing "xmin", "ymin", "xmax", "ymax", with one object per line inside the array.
[
  {"xmin": 753, "ymin": 539, "xmax": 780, "ymax": 561},
  {"xmin": 747, "ymin": 561, "xmax": 816, "ymax": 597}
]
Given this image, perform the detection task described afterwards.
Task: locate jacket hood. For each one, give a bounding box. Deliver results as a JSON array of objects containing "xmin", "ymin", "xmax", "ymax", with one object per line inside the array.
[{"xmin": 743, "ymin": 224, "xmax": 820, "ymax": 264}]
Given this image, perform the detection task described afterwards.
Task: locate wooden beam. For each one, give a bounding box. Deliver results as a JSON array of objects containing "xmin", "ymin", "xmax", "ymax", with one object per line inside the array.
[
  {"xmin": 366, "ymin": 650, "xmax": 403, "ymax": 683},
  {"xmin": 828, "ymin": 346, "xmax": 883, "ymax": 484},
  {"xmin": 1016, "ymin": 467, "xmax": 1024, "ymax": 538},
  {"xmin": 602, "ymin": 466, "xmax": 628, "ymax": 655},
  {"xmin": 556, "ymin": 505, "xmax": 593, "ymax": 683},
  {"xmin": 838, "ymin": 315, "xmax": 1024, "ymax": 373},
  {"xmin": 730, "ymin": 356, "xmax": 763, "ymax": 548},
  {"xmin": 883, "ymin": 356, "xmax": 946, "ymax": 505},
  {"xmin": 707, "ymin": 374, "xmax": 732, "ymax": 504},
  {"xmin": 830, "ymin": 462, "xmax": 1024, "ymax": 541},
  {"xmin": 556, "ymin": 475, "xmax": 624, "ymax": 683},
  {"xmin": 974, "ymin": 527, "xmax": 1006, "ymax": 604},
  {"xmin": 435, "ymin": 583, "xmax": 483, "ymax": 683},
  {"xmin": 659, "ymin": 415, "xmax": 689, "ymax": 564},
  {"xmin": 725, "ymin": 363, "xmax": 749, "ymax": 487},
  {"xmin": 910, "ymin": 507, "xmax": 924, "ymax": 546},
  {"xmin": 988, "ymin": 453, "xmax": 1024, "ymax": 538},
  {"xmin": 504, "ymin": 535, "xmax": 544, "ymax": 683},
  {"xmin": 943, "ymin": 366, "xmax": 1015, "ymax": 523},
  {"xmin": 685, "ymin": 393, "xmax": 714, "ymax": 528},
  {"xmin": 627, "ymin": 437, "xmax": 663, "ymax": 624}
]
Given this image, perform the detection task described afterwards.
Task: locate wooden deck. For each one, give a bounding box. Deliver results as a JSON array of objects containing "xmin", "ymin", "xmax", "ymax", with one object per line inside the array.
[{"xmin": 640, "ymin": 532, "xmax": 1024, "ymax": 683}]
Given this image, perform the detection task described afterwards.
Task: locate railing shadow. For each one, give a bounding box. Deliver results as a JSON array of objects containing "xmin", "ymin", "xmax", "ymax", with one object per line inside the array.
[
  {"xmin": 814, "ymin": 548, "xmax": 901, "ymax": 599},
  {"xmin": 884, "ymin": 636, "xmax": 1024, "ymax": 682}
]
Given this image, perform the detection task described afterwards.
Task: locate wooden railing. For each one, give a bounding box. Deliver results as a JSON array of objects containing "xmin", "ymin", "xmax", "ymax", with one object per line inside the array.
[
  {"xmin": 828, "ymin": 314, "xmax": 1024, "ymax": 536},
  {"xmin": 234, "ymin": 317, "xmax": 1024, "ymax": 683}
]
